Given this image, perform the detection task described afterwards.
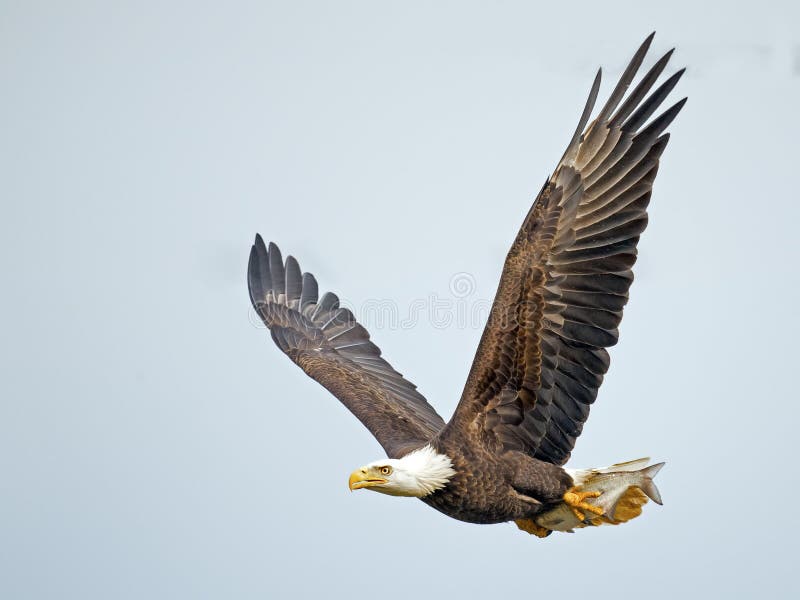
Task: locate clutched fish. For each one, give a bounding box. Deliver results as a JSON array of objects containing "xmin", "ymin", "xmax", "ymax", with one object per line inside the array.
[{"xmin": 524, "ymin": 458, "xmax": 664, "ymax": 535}]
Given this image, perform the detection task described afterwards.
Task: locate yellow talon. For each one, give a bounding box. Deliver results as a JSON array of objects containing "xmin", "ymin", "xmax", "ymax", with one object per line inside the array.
[
  {"xmin": 515, "ymin": 518, "xmax": 552, "ymax": 538},
  {"xmin": 563, "ymin": 488, "xmax": 604, "ymax": 522}
]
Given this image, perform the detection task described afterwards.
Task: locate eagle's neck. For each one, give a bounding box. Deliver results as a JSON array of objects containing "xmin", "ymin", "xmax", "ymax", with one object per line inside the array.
[{"xmin": 398, "ymin": 445, "xmax": 456, "ymax": 497}]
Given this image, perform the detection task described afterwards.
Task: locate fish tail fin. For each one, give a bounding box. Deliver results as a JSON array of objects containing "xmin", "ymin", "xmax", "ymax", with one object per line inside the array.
[{"xmin": 639, "ymin": 462, "xmax": 665, "ymax": 505}]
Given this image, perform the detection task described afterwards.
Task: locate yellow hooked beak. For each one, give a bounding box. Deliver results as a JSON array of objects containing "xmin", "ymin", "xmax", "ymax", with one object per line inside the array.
[{"xmin": 348, "ymin": 468, "xmax": 388, "ymax": 491}]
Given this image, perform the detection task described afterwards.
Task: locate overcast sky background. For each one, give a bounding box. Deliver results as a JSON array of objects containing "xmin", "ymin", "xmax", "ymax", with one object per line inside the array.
[{"xmin": 2, "ymin": 1, "xmax": 799, "ymax": 598}]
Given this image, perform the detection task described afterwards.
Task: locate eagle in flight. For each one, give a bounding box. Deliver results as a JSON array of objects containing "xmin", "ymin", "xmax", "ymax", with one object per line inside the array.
[{"xmin": 248, "ymin": 34, "xmax": 684, "ymax": 537}]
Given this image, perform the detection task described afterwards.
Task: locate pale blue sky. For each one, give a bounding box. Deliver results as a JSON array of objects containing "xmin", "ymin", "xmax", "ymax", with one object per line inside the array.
[{"xmin": 2, "ymin": 1, "xmax": 799, "ymax": 598}]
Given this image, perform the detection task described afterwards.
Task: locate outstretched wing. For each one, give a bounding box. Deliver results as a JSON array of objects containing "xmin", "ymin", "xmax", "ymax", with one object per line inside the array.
[
  {"xmin": 441, "ymin": 34, "xmax": 685, "ymax": 465},
  {"xmin": 248, "ymin": 235, "xmax": 445, "ymax": 458}
]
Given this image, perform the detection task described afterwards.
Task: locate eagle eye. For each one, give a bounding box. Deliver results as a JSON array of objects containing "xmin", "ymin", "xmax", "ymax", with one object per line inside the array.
[{"xmin": 380, "ymin": 466, "xmax": 392, "ymax": 476}]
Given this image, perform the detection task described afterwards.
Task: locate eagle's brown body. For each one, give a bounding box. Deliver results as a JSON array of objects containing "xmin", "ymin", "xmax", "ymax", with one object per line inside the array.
[
  {"xmin": 247, "ymin": 34, "xmax": 683, "ymax": 535},
  {"xmin": 423, "ymin": 439, "xmax": 571, "ymax": 524}
]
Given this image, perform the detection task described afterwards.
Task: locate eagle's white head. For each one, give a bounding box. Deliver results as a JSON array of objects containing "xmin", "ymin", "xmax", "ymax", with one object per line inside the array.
[{"xmin": 348, "ymin": 445, "xmax": 456, "ymax": 498}]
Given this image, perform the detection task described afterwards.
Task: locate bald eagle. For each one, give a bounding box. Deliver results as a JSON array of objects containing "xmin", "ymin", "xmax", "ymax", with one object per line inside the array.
[{"xmin": 248, "ymin": 34, "xmax": 684, "ymax": 537}]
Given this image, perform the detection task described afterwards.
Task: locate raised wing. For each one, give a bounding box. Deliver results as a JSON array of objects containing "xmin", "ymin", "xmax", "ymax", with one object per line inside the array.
[
  {"xmin": 248, "ymin": 235, "xmax": 445, "ymax": 458},
  {"xmin": 441, "ymin": 34, "xmax": 685, "ymax": 465}
]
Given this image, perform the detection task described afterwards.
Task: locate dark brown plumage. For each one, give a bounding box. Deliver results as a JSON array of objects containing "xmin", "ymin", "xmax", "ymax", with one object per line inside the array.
[{"xmin": 248, "ymin": 34, "xmax": 685, "ymax": 533}]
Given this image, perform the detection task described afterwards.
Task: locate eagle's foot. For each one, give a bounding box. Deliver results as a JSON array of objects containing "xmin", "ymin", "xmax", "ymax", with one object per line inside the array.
[
  {"xmin": 563, "ymin": 488, "xmax": 604, "ymax": 521},
  {"xmin": 515, "ymin": 518, "xmax": 552, "ymax": 538}
]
